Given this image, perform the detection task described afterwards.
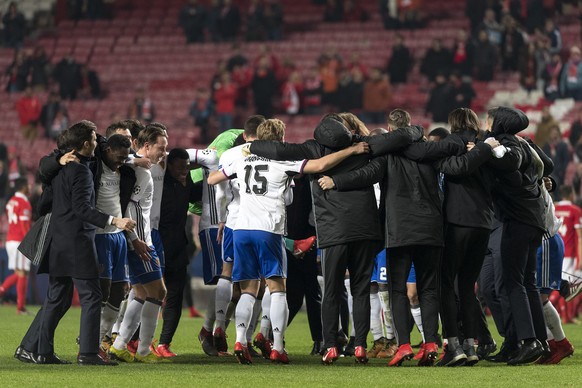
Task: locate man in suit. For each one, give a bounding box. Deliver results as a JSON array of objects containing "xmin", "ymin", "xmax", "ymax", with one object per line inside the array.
[{"xmin": 15, "ymin": 121, "xmax": 135, "ymax": 365}]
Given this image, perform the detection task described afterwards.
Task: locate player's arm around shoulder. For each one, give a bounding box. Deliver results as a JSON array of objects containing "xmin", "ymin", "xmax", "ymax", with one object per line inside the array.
[{"xmin": 303, "ymin": 142, "xmax": 369, "ymax": 174}]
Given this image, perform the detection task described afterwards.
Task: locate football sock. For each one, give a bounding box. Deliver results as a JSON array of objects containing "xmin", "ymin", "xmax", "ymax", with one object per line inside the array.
[
  {"xmin": 112, "ymin": 298, "xmax": 128, "ymax": 335},
  {"xmin": 1, "ymin": 273, "xmax": 18, "ymax": 291},
  {"xmin": 410, "ymin": 304, "xmax": 425, "ymax": 342},
  {"xmin": 544, "ymin": 300, "xmax": 566, "ymax": 341},
  {"xmin": 260, "ymin": 287, "xmax": 272, "ymax": 337},
  {"xmin": 247, "ymin": 298, "xmax": 262, "ymax": 343},
  {"xmin": 203, "ymin": 295, "xmax": 216, "ymax": 332},
  {"xmin": 16, "ymin": 275, "xmax": 28, "ymax": 311},
  {"xmin": 100, "ymin": 302, "xmax": 120, "ymax": 341},
  {"xmin": 345, "ymin": 278, "xmax": 355, "ymax": 338},
  {"xmin": 214, "ymin": 277, "xmax": 232, "ymax": 331},
  {"xmin": 378, "ymin": 290, "xmax": 395, "ymax": 340},
  {"xmin": 113, "ymin": 297, "xmax": 144, "ymax": 349},
  {"xmin": 136, "ymin": 298, "xmax": 162, "ymax": 357},
  {"xmin": 270, "ymin": 291, "xmax": 289, "ymax": 352},
  {"xmin": 235, "ymin": 293, "xmax": 255, "ymax": 344},
  {"xmin": 370, "ymin": 292, "xmax": 383, "ymax": 340}
]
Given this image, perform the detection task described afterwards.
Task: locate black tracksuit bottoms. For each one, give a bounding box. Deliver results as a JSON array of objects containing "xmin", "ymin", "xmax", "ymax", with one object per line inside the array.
[{"xmin": 388, "ymin": 245, "xmax": 441, "ymax": 345}]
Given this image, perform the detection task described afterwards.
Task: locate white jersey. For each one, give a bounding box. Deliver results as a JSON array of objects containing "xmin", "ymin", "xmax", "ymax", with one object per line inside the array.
[
  {"xmin": 96, "ymin": 162, "xmax": 122, "ymax": 234},
  {"xmin": 221, "ymin": 154, "xmax": 306, "ymax": 235},
  {"xmin": 149, "ymin": 162, "xmax": 165, "ymax": 230},
  {"xmin": 126, "ymin": 166, "xmax": 154, "ymax": 246},
  {"xmin": 192, "ymin": 148, "xmax": 221, "ymax": 231},
  {"xmin": 216, "ymin": 144, "xmax": 247, "ymax": 229}
]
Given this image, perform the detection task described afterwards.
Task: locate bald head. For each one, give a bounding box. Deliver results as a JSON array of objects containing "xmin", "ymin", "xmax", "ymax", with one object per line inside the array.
[{"xmin": 370, "ymin": 128, "xmax": 388, "ymax": 137}]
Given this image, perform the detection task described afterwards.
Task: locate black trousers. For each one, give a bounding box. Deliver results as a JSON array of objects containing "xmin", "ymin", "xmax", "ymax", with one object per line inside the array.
[
  {"xmin": 388, "ymin": 245, "xmax": 441, "ymax": 345},
  {"xmin": 321, "ymin": 240, "xmax": 379, "ymax": 348},
  {"xmin": 440, "ymin": 225, "xmax": 490, "ymax": 339},
  {"xmin": 21, "ymin": 276, "xmax": 102, "ymax": 355},
  {"xmin": 159, "ymin": 262, "xmax": 188, "ymax": 345},
  {"xmin": 286, "ymin": 248, "xmax": 323, "ymax": 342},
  {"xmin": 499, "ymin": 220, "xmax": 546, "ymax": 342}
]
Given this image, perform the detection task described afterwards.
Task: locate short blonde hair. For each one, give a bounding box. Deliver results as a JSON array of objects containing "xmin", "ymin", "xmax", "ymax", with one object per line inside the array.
[{"xmin": 257, "ymin": 118, "xmax": 286, "ymax": 141}]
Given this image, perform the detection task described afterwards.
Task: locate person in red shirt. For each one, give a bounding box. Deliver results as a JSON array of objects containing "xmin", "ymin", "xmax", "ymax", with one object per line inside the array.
[
  {"xmin": 0, "ymin": 178, "xmax": 32, "ymax": 314},
  {"xmin": 213, "ymin": 71, "xmax": 237, "ymax": 132},
  {"xmin": 15, "ymin": 87, "xmax": 41, "ymax": 141}
]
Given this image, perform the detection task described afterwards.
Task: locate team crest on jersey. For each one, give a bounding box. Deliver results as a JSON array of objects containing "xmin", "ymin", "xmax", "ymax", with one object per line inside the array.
[
  {"xmin": 201, "ymin": 149, "xmax": 212, "ymax": 155},
  {"xmin": 133, "ymin": 185, "xmax": 141, "ymax": 195}
]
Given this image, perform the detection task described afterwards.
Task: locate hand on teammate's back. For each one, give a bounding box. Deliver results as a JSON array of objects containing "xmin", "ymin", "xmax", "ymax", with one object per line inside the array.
[{"xmin": 318, "ymin": 176, "xmax": 335, "ymax": 191}]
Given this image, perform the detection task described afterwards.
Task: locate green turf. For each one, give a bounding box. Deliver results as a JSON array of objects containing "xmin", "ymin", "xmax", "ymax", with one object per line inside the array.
[{"xmin": 0, "ymin": 305, "xmax": 580, "ymax": 387}]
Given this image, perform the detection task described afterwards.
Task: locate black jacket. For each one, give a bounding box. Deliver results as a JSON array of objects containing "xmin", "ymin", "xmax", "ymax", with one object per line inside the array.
[
  {"xmin": 436, "ymin": 129, "xmax": 495, "ymax": 229},
  {"xmin": 488, "ymin": 107, "xmax": 553, "ymax": 230},
  {"xmin": 333, "ymin": 133, "xmax": 465, "ymax": 248},
  {"xmin": 159, "ymin": 172, "xmax": 202, "ymax": 271},
  {"xmin": 249, "ymin": 119, "xmax": 418, "ymax": 248},
  {"xmin": 285, "ymin": 174, "xmax": 316, "ymax": 241}
]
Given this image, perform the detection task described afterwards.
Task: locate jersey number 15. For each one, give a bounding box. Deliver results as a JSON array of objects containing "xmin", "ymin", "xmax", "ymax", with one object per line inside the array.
[{"xmin": 244, "ymin": 164, "xmax": 269, "ymax": 195}]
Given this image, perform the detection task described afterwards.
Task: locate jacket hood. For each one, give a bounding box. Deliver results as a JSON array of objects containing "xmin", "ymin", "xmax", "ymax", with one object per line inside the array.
[
  {"xmin": 492, "ymin": 107, "xmax": 529, "ymax": 135},
  {"xmin": 314, "ymin": 117, "xmax": 353, "ymax": 150}
]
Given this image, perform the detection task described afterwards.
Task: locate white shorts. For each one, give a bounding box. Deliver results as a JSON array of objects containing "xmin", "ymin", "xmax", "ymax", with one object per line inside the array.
[{"xmin": 6, "ymin": 241, "xmax": 30, "ymax": 272}]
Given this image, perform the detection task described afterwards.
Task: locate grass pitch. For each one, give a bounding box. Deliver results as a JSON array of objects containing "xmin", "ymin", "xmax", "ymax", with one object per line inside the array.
[{"xmin": 0, "ymin": 305, "xmax": 580, "ymax": 387}]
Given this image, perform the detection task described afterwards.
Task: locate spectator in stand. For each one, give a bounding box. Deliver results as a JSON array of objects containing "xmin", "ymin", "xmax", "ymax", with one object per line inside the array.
[
  {"xmin": 543, "ymin": 125, "xmax": 571, "ymax": 189},
  {"xmin": 426, "ymin": 73, "xmax": 452, "ymax": 123},
  {"xmin": 246, "ymin": 0, "xmax": 265, "ymax": 41},
  {"xmin": 526, "ymin": 0, "xmax": 545, "ymax": 34},
  {"xmin": 323, "ymin": 0, "xmax": 343, "ymax": 22},
  {"xmin": 362, "ymin": 68, "xmax": 390, "ymax": 124},
  {"xmin": 218, "ymin": 0, "xmax": 241, "ymax": 42},
  {"xmin": 254, "ymin": 44, "xmax": 282, "ymax": 75},
  {"xmin": 179, "ymin": 0, "xmax": 207, "ymax": 43},
  {"xmin": 346, "ymin": 53, "xmax": 368, "ymax": 79},
  {"xmin": 465, "ymin": 0, "xmax": 486, "ymax": 35},
  {"xmin": 535, "ymin": 106, "xmax": 559, "ymax": 148},
  {"xmin": 78, "ymin": 64, "xmax": 101, "ymax": 99},
  {"xmin": 542, "ymin": 53, "xmax": 564, "ymax": 101},
  {"xmin": 449, "ymin": 72, "xmax": 476, "ymax": 110},
  {"xmin": 5, "ymin": 146, "xmax": 25, "ymax": 191},
  {"xmin": 282, "ymin": 71, "xmax": 303, "ymax": 115},
  {"xmin": 451, "ymin": 30, "xmax": 474, "ymax": 76},
  {"xmin": 397, "ymin": 0, "xmax": 424, "ymax": 29},
  {"xmin": 5, "ymin": 49, "xmax": 28, "ymax": 93},
  {"xmin": 226, "ymin": 43, "xmax": 248, "ymax": 72},
  {"xmin": 40, "ymin": 91, "xmax": 69, "ymax": 139},
  {"xmin": 231, "ymin": 62, "xmax": 253, "ymax": 109},
  {"xmin": 251, "ymin": 56, "xmax": 278, "ymax": 118},
  {"xmin": 379, "ymin": 0, "xmax": 398, "ymax": 29},
  {"xmin": 544, "ymin": 18, "xmax": 562, "ymax": 55},
  {"xmin": 342, "ymin": 0, "xmax": 368, "ymax": 22},
  {"xmin": 189, "ymin": 87, "xmax": 214, "ymax": 144},
  {"xmin": 560, "ymin": 46, "xmax": 582, "ymax": 101},
  {"xmin": 518, "ymin": 41, "xmax": 539, "ymax": 92},
  {"xmin": 28, "ymin": 47, "xmax": 51, "ymax": 91},
  {"xmin": 420, "ymin": 38, "xmax": 452, "ymax": 82},
  {"xmin": 387, "ymin": 33, "xmax": 412, "ymax": 84},
  {"xmin": 3, "ymin": 2, "xmax": 26, "ymax": 49},
  {"xmin": 474, "ymin": 29, "xmax": 497, "ymax": 81},
  {"xmin": 127, "ymin": 87, "xmax": 156, "ymax": 124},
  {"xmin": 264, "ymin": 0, "xmax": 284, "ymax": 41},
  {"xmin": 207, "ymin": 0, "xmax": 222, "ymax": 43},
  {"xmin": 16, "ymin": 88, "xmax": 41, "ymax": 142},
  {"xmin": 500, "ymin": 16, "xmax": 525, "ymax": 72},
  {"xmin": 303, "ymin": 66, "xmax": 323, "ymax": 114},
  {"xmin": 569, "ymin": 108, "xmax": 582, "ymax": 148},
  {"xmin": 53, "ymin": 53, "xmax": 81, "ymax": 100},
  {"xmin": 210, "ymin": 58, "xmax": 228, "ymax": 99},
  {"xmin": 213, "ymin": 71, "xmax": 237, "ymax": 131},
  {"xmin": 477, "ymin": 8, "xmax": 503, "ymax": 46},
  {"xmin": 337, "ymin": 67, "xmax": 364, "ymax": 113}
]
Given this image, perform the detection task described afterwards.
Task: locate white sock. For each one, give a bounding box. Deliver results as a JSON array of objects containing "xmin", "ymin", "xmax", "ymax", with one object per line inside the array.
[
  {"xmin": 260, "ymin": 287, "xmax": 271, "ymax": 337},
  {"xmin": 235, "ymin": 293, "xmax": 255, "ymax": 344},
  {"xmin": 410, "ymin": 304, "xmax": 425, "ymax": 342},
  {"xmin": 100, "ymin": 302, "xmax": 120, "ymax": 341},
  {"xmin": 137, "ymin": 298, "xmax": 162, "ymax": 357},
  {"xmin": 113, "ymin": 291, "xmax": 132, "ymax": 334},
  {"xmin": 345, "ymin": 278, "xmax": 355, "ymax": 337},
  {"xmin": 203, "ymin": 295, "xmax": 216, "ymax": 332},
  {"xmin": 214, "ymin": 278, "xmax": 233, "ymax": 331},
  {"xmin": 270, "ymin": 292, "xmax": 289, "ymax": 352},
  {"xmin": 113, "ymin": 298, "xmax": 144, "ymax": 349},
  {"xmin": 543, "ymin": 301, "xmax": 566, "ymax": 341},
  {"xmin": 370, "ymin": 292, "xmax": 383, "ymax": 340},
  {"xmin": 247, "ymin": 298, "xmax": 262, "ymax": 343},
  {"xmin": 378, "ymin": 290, "xmax": 395, "ymax": 340}
]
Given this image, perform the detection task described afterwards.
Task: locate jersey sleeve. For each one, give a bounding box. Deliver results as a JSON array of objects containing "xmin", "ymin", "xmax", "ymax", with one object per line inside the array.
[
  {"xmin": 188, "ymin": 148, "xmax": 219, "ymax": 169},
  {"xmin": 575, "ymin": 207, "xmax": 582, "ymax": 229},
  {"xmin": 281, "ymin": 160, "xmax": 308, "ymax": 175}
]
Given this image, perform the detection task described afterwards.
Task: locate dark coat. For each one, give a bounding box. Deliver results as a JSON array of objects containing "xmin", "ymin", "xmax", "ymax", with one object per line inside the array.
[
  {"xmin": 43, "ymin": 158, "xmax": 110, "ymax": 278},
  {"xmin": 250, "ymin": 119, "xmax": 418, "ymax": 248},
  {"xmin": 387, "ymin": 44, "xmax": 412, "ymax": 84}
]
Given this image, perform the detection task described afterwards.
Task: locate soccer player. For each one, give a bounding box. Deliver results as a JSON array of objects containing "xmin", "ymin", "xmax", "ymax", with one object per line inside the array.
[
  {"xmin": 208, "ymin": 118, "xmax": 369, "ymax": 364},
  {"xmin": 0, "ymin": 178, "xmax": 32, "ymax": 314}
]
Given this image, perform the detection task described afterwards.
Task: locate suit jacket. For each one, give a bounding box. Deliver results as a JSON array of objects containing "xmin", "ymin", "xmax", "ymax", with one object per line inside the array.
[{"xmin": 43, "ymin": 157, "xmax": 110, "ymax": 278}]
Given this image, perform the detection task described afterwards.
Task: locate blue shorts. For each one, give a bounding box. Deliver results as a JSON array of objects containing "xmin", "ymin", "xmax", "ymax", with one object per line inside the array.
[
  {"xmin": 95, "ymin": 232, "xmax": 128, "ymax": 282},
  {"xmin": 222, "ymin": 226, "xmax": 235, "ymax": 263},
  {"xmin": 537, "ymin": 233, "xmax": 565, "ymax": 292},
  {"xmin": 233, "ymin": 230, "xmax": 287, "ymax": 282},
  {"xmin": 151, "ymin": 229, "xmax": 165, "ymax": 272},
  {"xmin": 200, "ymin": 228, "xmax": 223, "ymax": 285},
  {"xmin": 128, "ymin": 246, "xmax": 163, "ymax": 285},
  {"xmin": 371, "ymin": 249, "xmax": 388, "ymax": 284},
  {"xmin": 407, "ymin": 263, "xmax": 416, "ymax": 284}
]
